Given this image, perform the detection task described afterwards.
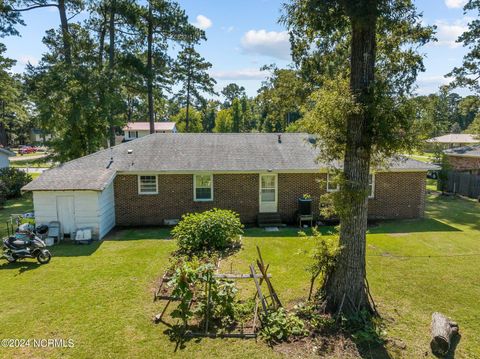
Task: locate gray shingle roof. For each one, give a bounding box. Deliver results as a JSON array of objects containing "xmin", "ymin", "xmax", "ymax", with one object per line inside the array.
[
  {"xmin": 444, "ymin": 145, "xmax": 480, "ymax": 157},
  {"xmin": 22, "ymin": 133, "xmax": 438, "ymax": 191}
]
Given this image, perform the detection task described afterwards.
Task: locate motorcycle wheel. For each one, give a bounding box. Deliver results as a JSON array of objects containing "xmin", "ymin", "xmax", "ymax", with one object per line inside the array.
[{"xmin": 37, "ymin": 251, "xmax": 51, "ymax": 264}]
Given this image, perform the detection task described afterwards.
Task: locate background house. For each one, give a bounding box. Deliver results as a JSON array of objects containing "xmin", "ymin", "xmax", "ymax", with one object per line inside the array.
[
  {"xmin": 30, "ymin": 128, "xmax": 52, "ymax": 144},
  {"xmin": 0, "ymin": 147, "xmax": 16, "ymax": 168},
  {"xmin": 427, "ymin": 134, "xmax": 480, "ymax": 149},
  {"xmin": 444, "ymin": 146, "xmax": 480, "ymax": 173},
  {"xmin": 122, "ymin": 122, "xmax": 177, "ymax": 141},
  {"xmin": 23, "ymin": 133, "xmax": 437, "ymax": 239}
]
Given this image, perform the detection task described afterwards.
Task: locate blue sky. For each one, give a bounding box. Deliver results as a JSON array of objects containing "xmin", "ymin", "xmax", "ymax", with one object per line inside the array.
[{"xmin": 2, "ymin": 0, "xmax": 474, "ymax": 97}]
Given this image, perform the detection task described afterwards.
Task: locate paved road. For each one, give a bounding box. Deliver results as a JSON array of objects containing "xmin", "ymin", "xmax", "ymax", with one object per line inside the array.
[{"xmin": 10, "ymin": 153, "xmax": 49, "ymax": 162}]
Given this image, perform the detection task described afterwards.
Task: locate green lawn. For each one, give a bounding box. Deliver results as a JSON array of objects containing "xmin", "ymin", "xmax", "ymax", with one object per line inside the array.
[{"xmin": 0, "ymin": 194, "xmax": 479, "ymax": 358}]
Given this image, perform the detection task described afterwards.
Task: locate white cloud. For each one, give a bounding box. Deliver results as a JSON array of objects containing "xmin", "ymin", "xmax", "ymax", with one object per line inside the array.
[
  {"xmin": 445, "ymin": 0, "xmax": 467, "ymax": 9},
  {"xmin": 193, "ymin": 15, "xmax": 212, "ymax": 30},
  {"xmin": 210, "ymin": 68, "xmax": 271, "ymax": 81},
  {"xmin": 433, "ymin": 19, "xmax": 469, "ymax": 48},
  {"xmin": 415, "ymin": 75, "xmax": 454, "ymax": 94},
  {"xmin": 417, "ymin": 75, "xmax": 453, "ymax": 86},
  {"xmin": 240, "ymin": 29, "xmax": 291, "ymax": 60},
  {"xmin": 18, "ymin": 55, "xmax": 38, "ymax": 66}
]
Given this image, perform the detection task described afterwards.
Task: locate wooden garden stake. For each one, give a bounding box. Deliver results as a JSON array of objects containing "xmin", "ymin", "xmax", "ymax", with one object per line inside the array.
[{"xmin": 250, "ymin": 264, "xmax": 267, "ymax": 313}]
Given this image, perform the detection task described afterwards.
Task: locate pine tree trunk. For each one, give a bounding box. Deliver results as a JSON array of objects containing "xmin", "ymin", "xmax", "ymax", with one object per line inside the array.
[
  {"xmin": 0, "ymin": 122, "xmax": 7, "ymax": 147},
  {"xmin": 147, "ymin": 3, "xmax": 155, "ymax": 134},
  {"xmin": 323, "ymin": 4, "xmax": 377, "ymax": 315},
  {"xmin": 58, "ymin": 0, "xmax": 72, "ymax": 65},
  {"xmin": 108, "ymin": 0, "xmax": 116, "ymax": 146}
]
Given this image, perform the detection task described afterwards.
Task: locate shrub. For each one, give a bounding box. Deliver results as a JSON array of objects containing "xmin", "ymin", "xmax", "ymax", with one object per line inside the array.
[
  {"xmin": 0, "ymin": 168, "xmax": 32, "ymax": 199},
  {"xmin": 172, "ymin": 208, "xmax": 244, "ymax": 254}
]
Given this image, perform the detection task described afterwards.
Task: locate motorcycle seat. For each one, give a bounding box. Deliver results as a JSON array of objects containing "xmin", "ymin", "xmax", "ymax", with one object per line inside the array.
[{"xmin": 6, "ymin": 237, "xmax": 30, "ymax": 248}]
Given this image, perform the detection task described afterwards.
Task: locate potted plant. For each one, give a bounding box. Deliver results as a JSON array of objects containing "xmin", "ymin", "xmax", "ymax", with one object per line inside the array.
[{"xmin": 298, "ymin": 193, "xmax": 312, "ymax": 215}]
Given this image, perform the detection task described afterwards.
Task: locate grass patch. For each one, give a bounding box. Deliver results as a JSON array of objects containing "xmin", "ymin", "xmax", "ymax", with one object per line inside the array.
[{"xmin": 0, "ymin": 194, "xmax": 479, "ymax": 358}]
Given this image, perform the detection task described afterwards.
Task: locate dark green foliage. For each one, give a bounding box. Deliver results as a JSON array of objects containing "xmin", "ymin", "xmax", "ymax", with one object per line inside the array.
[
  {"xmin": 257, "ymin": 66, "xmax": 307, "ymax": 132},
  {"xmin": 172, "ymin": 208, "xmax": 244, "ymax": 254},
  {"xmin": 0, "ymin": 167, "xmax": 32, "ymax": 199},
  {"xmin": 0, "ymin": 43, "xmax": 28, "ymax": 147},
  {"xmin": 0, "ymin": 1, "xmax": 24, "ymax": 37},
  {"xmin": 25, "ymin": 26, "xmax": 107, "ymax": 161},
  {"xmin": 448, "ymin": 0, "xmax": 480, "ymax": 93},
  {"xmin": 172, "ymin": 45, "xmax": 216, "ymax": 114},
  {"xmin": 259, "ymin": 308, "xmax": 306, "ymax": 344},
  {"xmin": 221, "ymin": 83, "xmax": 246, "ymax": 109}
]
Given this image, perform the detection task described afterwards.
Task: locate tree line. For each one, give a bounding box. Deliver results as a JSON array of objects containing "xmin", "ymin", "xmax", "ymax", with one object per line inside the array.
[{"xmin": 2, "ymin": 1, "xmax": 480, "ymax": 163}]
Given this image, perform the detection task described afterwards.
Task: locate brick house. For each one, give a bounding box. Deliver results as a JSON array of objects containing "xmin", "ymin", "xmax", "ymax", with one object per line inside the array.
[
  {"xmin": 444, "ymin": 146, "xmax": 480, "ymax": 173},
  {"xmin": 23, "ymin": 133, "xmax": 436, "ymax": 239}
]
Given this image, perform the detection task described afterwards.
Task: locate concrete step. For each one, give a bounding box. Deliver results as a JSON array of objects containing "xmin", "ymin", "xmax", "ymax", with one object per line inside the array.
[{"xmin": 257, "ymin": 212, "xmax": 284, "ymax": 227}]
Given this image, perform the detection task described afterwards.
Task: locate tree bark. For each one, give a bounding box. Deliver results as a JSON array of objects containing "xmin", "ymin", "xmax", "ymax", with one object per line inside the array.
[
  {"xmin": 185, "ymin": 47, "xmax": 193, "ymax": 132},
  {"xmin": 0, "ymin": 122, "xmax": 7, "ymax": 147},
  {"xmin": 107, "ymin": 0, "xmax": 116, "ymax": 146},
  {"xmin": 323, "ymin": 2, "xmax": 377, "ymax": 315},
  {"xmin": 147, "ymin": 2, "xmax": 155, "ymax": 134},
  {"xmin": 431, "ymin": 312, "xmax": 459, "ymax": 356},
  {"xmin": 58, "ymin": 0, "xmax": 72, "ymax": 65}
]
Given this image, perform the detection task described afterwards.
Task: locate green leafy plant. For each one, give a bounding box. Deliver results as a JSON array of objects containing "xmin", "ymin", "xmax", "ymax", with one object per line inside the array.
[
  {"xmin": 305, "ymin": 227, "xmax": 341, "ymax": 300},
  {"xmin": 167, "ymin": 256, "xmax": 240, "ymax": 329},
  {"xmin": 0, "ymin": 168, "xmax": 32, "ymax": 199},
  {"xmin": 340, "ymin": 310, "xmax": 386, "ymax": 347},
  {"xmin": 260, "ymin": 308, "xmax": 307, "ymax": 344},
  {"xmin": 167, "ymin": 257, "xmax": 215, "ymax": 326},
  {"xmin": 172, "ymin": 208, "xmax": 244, "ymax": 254},
  {"xmin": 301, "ymin": 193, "xmax": 311, "ymax": 200}
]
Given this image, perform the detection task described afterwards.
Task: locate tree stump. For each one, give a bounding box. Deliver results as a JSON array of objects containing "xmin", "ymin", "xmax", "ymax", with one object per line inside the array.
[{"xmin": 430, "ymin": 312, "xmax": 459, "ymax": 356}]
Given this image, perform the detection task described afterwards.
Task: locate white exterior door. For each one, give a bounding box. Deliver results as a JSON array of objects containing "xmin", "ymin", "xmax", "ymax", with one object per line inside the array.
[
  {"xmin": 56, "ymin": 196, "xmax": 76, "ymax": 235},
  {"xmin": 259, "ymin": 174, "xmax": 278, "ymax": 213}
]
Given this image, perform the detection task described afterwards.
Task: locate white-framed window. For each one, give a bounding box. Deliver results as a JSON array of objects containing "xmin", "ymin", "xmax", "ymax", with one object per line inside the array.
[
  {"xmin": 326, "ymin": 172, "xmax": 339, "ymax": 192},
  {"xmin": 138, "ymin": 175, "xmax": 158, "ymax": 194},
  {"xmin": 128, "ymin": 131, "xmax": 138, "ymax": 139},
  {"xmin": 194, "ymin": 174, "xmax": 213, "ymax": 201},
  {"xmin": 326, "ymin": 172, "xmax": 375, "ymax": 198},
  {"xmin": 368, "ymin": 174, "xmax": 375, "ymax": 199}
]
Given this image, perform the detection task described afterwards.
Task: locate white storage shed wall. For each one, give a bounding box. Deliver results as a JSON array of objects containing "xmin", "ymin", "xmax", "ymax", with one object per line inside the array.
[{"xmin": 32, "ymin": 182, "xmax": 115, "ymax": 239}]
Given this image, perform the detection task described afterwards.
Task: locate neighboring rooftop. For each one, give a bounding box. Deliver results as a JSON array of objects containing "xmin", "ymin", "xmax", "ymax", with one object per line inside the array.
[
  {"xmin": 23, "ymin": 133, "xmax": 438, "ymax": 191},
  {"xmin": 444, "ymin": 145, "xmax": 480, "ymax": 157},
  {"xmin": 123, "ymin": 122, "xmax": 176, "ymax": 132},
  {"xmin": 427, "ymin": 133, "xmax": 480, "ymax": 144}
]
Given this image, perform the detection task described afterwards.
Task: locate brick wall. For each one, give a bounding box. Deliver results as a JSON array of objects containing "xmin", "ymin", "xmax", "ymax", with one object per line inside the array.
[
  {"xmin": 114, "ymin": 174, "xmax": 259, "ymax": 226},
  {"xmin": 114, "ymin": 171, "xmax": 426, "ymax": 226},
  {"xmin": 446, "ymin": 155, "xmax": 480, "ymax": 172},
  {"xmin": 368, "ymin": 172, "xmax": 426, "ymax": 219}
]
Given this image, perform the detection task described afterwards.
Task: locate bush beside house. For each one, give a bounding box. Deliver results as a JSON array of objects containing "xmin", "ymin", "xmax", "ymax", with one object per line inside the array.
[{"xmin": 172, "ymin": 208, "xmax": 244, "ymax": 254}]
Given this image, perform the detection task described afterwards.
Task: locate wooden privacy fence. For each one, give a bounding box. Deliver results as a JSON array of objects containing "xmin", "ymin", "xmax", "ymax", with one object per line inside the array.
[{"xmin": 439, "ymin": 170, "xmax": 480, "ymax": 199}]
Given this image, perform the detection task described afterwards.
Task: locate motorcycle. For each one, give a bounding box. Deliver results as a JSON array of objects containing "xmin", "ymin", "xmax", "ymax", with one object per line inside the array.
[{"xmin": 1, "ymin": 224, "xmax": 51, "ymax": 264}]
